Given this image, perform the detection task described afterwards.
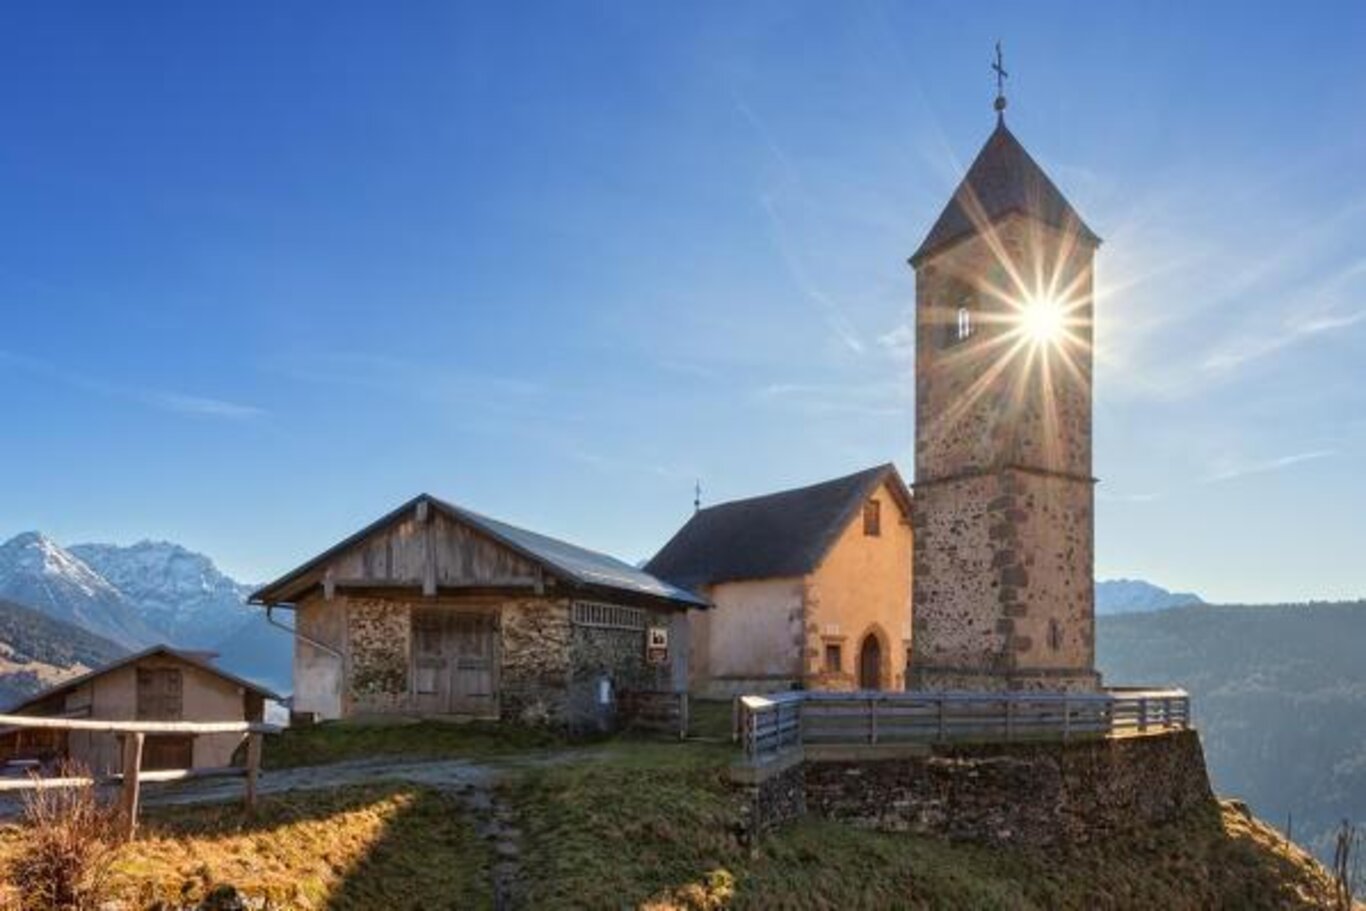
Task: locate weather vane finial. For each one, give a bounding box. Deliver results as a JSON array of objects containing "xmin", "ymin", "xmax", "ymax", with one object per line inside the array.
[{"xmin": 992, "ymin": 40, "xmax": 1008, "ymax": 122}]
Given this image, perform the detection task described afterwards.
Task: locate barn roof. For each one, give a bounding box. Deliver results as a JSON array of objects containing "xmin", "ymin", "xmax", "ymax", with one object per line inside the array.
[
  {"xmin": 4, "ymin": 644, "xmax": 279, "ymax": 714},
  {"xmin": 910, "ymin": 120, "xmax": 1100, "ymax": 267},
  {"xmin": 250, "ymin": 494, "xmax": 708, "ymax": 610},
  {"xmin": 645, "ymin": 464, "xmax": 911, "ymax": 593}
]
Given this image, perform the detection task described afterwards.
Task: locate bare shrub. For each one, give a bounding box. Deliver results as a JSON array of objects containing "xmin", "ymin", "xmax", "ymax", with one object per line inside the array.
[
  {"xmin": 1332, "ymin": 818, "xmax": 1361, "ymax": 911},
  {"xmin": 5, "ymin": 764, "xmax": 121, "ymax": 911}
]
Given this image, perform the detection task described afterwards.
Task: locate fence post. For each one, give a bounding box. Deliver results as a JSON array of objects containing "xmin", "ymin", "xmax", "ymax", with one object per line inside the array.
[
  {"xmin": 1139, "ymin": 697, "xmax": 1149, "ymax": 733},
  {"xmin": 937, "ymin": 696, "xmax": 946, "ymax": 742},
  {"xmin": 679, "ymin": 692, "xmax": 690, "ymax": 741},
  {"xmin": 1005, "ymin": 697, "xmax": 1014, "ymax": 741},
  {"xmin": 748, "ymin": 705, "xmax": 759, "ymax": 760},
  {"xmin": 869, "ymin": 697, "xmax": 878, "ymax": 745},
  {"xmin": 245, "ymin": 732, "xmax": 263, "ymax": 813},
  {"xmin": 119, "ymin": 732, "xmax": 145, "ymax": 841},
  {"xmin": 732, "ymin": 697, "xmax": 740, "ymax": 744},
  {"xmin": 1062, "ymin": 694, "xmax": 1071, "ymax": 741}
]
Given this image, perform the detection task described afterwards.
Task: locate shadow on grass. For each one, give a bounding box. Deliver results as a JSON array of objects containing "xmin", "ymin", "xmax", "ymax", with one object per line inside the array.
[{"xmin": 128, "ymin": 784, "xmax": 492, "ymax": 910}]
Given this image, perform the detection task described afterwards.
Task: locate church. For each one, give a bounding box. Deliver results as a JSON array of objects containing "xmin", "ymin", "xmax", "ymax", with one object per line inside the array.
[{"xmin": 654, "ymin": 75, "xmax": 1103, "ymax": 696}]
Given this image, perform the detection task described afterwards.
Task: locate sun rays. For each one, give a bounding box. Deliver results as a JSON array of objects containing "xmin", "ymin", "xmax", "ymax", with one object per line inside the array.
[{"xmin": 920, "ymin": 213, "xmax": 1096, "ymax": 474}]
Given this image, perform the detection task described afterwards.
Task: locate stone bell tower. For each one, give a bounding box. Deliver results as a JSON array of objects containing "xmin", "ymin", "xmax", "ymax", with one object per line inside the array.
[{"xmin": 908, "ymin": 75, "xmax": 1102, "ymax": 692}]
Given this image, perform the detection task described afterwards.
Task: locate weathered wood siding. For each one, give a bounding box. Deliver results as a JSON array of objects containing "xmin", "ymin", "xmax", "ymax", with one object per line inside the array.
[{"xmin": 324, "ymin": 511, "xmax": 540, "ymax": 587}]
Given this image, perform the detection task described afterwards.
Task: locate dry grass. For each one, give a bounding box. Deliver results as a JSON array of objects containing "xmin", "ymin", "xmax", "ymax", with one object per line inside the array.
[
  {"xmin": 3, "ymin": 767, "xmax": 121, "ymax": 911},
  {"xmin": 0, "ymin": 784, "xmax": 490, "ymax": 910}
]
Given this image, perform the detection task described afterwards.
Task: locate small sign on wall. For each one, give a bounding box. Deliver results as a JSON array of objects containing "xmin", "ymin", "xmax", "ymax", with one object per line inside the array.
[{"xmin": 646, "ymin": 626, "xmax": 669, "ymax": 665}]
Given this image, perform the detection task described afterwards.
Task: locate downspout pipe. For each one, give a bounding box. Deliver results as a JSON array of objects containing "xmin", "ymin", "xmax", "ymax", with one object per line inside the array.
[{"xmin": 264, "ymin": 604, "xmax": 343, "ymax": 659}]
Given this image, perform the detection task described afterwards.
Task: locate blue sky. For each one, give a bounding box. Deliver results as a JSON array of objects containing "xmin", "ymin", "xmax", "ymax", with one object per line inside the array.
[{"xmin": 1, "ymin": 2, "xmax": 1363, "ymax": 603}]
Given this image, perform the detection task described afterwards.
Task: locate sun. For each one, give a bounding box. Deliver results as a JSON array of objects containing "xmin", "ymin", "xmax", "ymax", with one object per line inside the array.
[{"xmin": 1019, "ymin": 294, "xmax": 1067, "ymax": 346}]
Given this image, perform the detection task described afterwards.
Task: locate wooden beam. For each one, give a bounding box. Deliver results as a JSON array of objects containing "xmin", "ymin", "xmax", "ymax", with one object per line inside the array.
[
  {"xmin": 0, "ymin": 766, "xmax": 249, "ymax": 793},
  {"xmin": 422, "ymin": 515, "xmax": 437, "ymax": 597},
  {"xmin": 323, "ymin": 568, "xmax": 336, "ymax": 601},
  {"xmin": 0, "ymin": 715, "xmax": 279, "ymax": 735},
  {"xmin": 245, "ymin": 732, "xmax": 263, "ymax": 813},
  {"xmin": 119, "ymin": 733, "xmax": 144, "ymax": 841}
]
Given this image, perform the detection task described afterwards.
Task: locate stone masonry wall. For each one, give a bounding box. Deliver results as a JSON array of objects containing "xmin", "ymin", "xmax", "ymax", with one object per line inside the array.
[
  {"xmin": 500, "ymin": 598, "xmax": 573, "ymax": 726},
  {"xmin": 346, "ymin": 597, "xmax": 412, "ymax": 714},
  {"xmin": 740, "ymin": 730, "xmax": 1213, "ymax": 846},
  {"xmin": 912, "ymin": 469, "xmax": 1097, "ymax": 690}
]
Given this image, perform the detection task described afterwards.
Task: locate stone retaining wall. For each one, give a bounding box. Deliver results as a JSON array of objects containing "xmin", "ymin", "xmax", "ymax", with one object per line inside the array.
[{"xmin": 735, "ymin": 730, "xmax": 1214, "ymax": 846}]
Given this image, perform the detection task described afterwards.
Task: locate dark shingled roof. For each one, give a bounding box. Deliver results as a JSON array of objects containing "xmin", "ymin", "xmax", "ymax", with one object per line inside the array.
[
  {"xmin": 910, "ymin": 120, "xmax": 1100, "ymax": 266},
  {"xmin": 645, "ymin": 464, "xmax": 912, "ymax": 593}
]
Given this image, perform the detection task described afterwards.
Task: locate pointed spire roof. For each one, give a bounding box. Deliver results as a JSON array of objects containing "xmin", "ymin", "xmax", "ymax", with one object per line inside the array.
[{"xmin": 910, "ymin": 120, "xmax": 1099, "ymax": 267}]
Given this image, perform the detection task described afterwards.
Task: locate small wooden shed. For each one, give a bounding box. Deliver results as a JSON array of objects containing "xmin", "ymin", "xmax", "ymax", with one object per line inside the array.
[
  {"xmin": 0, "ymin": 646, "xmax": 277, "ymax": 775},
  {"xmin": 250, "ymin": 493, "xmax": 707, "ymax": 733}
]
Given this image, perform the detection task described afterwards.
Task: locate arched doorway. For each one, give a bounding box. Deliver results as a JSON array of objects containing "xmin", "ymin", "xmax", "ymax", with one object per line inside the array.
[{"xmin": 858, "ymin": 633, "xmax": 882, "ymax": 690}]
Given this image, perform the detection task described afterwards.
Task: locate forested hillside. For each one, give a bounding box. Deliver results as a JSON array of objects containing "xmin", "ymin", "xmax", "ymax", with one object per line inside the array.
[
  {"xmin": 1098, "ymin": 601, "xmax": 1366, "ymax": 860},
  {"xmin": 0, "ymin": 597, "xmax": 126, "ymax": 706}
]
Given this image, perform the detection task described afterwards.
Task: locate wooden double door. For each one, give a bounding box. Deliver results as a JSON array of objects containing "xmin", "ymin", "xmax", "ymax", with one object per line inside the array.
[{"xmin": 412, "ymin": 608, "xmax": 498, "ymax": 715}]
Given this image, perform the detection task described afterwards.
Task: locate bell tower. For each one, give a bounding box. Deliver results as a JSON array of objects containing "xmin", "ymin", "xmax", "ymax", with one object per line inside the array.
[{"xmin": 908, "ymin": 72, "xmax": 1102, "ymax": 692}]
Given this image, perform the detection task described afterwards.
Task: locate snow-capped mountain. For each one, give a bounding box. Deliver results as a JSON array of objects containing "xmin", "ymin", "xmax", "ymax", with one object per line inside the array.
[
  {"xmin": 0, "ymin": 531, "xmax": 292, "ymax": 693},
  {"xmin": 1096, "ymin": 578, "xmax": 1204, "ymax": 615},
  {"xmin": 0, "ymin": 532, "xmax": 160, "ymax": 649},
  {"xmin": 70, "ymin": 540, "xmax": 254, "ymax": 648}
]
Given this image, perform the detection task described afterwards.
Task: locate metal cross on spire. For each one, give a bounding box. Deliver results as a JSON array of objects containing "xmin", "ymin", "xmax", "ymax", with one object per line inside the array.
[{"xmin": 992, "ymin": 40, "xmax": 1008, "ymax": 121}]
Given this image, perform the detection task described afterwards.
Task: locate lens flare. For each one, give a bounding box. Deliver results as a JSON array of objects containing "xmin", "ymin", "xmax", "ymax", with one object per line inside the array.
[{"xmin": 1020, "ymin": 294, "xmax": 1066, "ymax": 345}]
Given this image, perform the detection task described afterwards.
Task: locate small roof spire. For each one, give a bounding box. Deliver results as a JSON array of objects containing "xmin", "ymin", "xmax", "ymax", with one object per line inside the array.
[
  {"xmin": 992, "ymin": 41, "xmax": 1008, "ymax": 123},
  {"xmin": 694, "ymin": 479, "xmax": 702, "ymax": 513}
]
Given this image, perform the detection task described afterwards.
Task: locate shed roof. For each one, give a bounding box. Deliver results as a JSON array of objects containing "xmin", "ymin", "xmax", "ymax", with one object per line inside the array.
[
  {"xmin": 910, "ymin": 120, "xmax": 1100, "ymax": 267},
  {"xmin": 645, "ymin": 464, "xmax": 912, "ymax": 593},
  {"xmin": 4, "ymin": 644, "xmax": 279, "ymax": 714},
  {"xmin": 250, "ymin": 494, "xmax": 708, "ymax": 610}
]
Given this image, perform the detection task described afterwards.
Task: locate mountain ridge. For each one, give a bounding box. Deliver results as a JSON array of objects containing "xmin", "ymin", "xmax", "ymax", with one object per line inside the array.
[{"xmin": 0, "ymin": 531, "xmax": 291, "ymax": 695}]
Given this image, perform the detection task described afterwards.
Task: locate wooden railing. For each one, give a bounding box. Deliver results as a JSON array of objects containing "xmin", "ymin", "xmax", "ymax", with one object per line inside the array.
[
  {"xmin": 735, "ymin": 688, "xmax": 1191, "ymax": 763},
  {"xmin": 0, "ymin": 714, "xmax": 280, "ymax": 839}
]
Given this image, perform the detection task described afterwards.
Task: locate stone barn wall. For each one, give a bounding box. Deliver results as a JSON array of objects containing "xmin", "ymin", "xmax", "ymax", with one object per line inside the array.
[
  {"xmin": 500, "ymin": 598, "xmax": 573, "ymax": 725},
  {"xmin": 334, "ymin": 593, "xmax": 687, "ymax": 732},
  {"xmin": 346, "ymin": 597, "xmax": 412, "ymax": 714}
]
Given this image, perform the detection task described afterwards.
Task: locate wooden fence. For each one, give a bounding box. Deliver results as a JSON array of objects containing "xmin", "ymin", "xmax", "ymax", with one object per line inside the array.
[
  {"xmin": 735, "ymin": 687, "xmax": 1191, "ymax": 763},
  {"xmin": 0, "ymin": 714, "xmax": 280, "ymax": 839}
]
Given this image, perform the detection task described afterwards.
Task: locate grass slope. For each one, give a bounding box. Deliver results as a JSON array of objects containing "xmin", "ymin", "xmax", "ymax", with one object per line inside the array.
[
  {"xmin": 0, "ymin": 716, "xmax": 1349, "ymax": 909},
  {"xmin": 503, "ymin": 738, "xmax": 1345, "ymax": 910}
]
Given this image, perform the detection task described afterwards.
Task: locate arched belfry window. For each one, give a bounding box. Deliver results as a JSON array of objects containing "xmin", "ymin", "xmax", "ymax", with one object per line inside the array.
[{"xmin": 942, "ymin": 279, "xmax": 975, "ymax": 348}]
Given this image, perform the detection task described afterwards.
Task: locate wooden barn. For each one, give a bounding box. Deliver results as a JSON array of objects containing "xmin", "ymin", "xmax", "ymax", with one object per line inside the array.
[
  {"xmin": 0, "ymin": 646, "xmax": 275, "ymax": 775},
  {"xmin": 250, "ymin": 494, "xmax": 706, "ymax": 733}
]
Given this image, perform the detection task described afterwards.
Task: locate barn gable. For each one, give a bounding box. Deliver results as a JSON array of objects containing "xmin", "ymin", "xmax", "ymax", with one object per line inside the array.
[{"xmin": 251, "ymin": 494, "xmax": 705, "ymax": 611}]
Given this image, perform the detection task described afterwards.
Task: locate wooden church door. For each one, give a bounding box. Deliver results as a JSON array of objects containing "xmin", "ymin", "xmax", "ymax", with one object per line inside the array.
[{"xmin": 858, "ymin": 634, "xmax": 882, "ymax": 691}]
